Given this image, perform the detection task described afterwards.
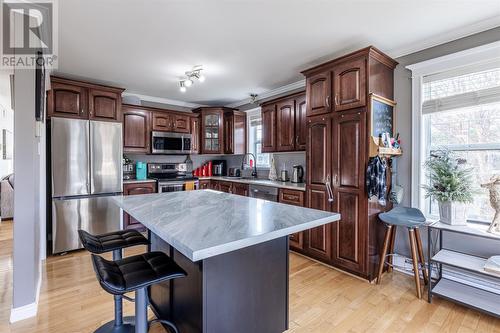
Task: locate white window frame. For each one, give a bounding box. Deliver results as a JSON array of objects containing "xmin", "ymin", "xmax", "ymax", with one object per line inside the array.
[
  {"xmin": 246, "ymin": 107, "xmax": 270, "ymax": 169},
  {"xmin": 407, "ymin": 40, "xmax": 500, "ymax": 210}
]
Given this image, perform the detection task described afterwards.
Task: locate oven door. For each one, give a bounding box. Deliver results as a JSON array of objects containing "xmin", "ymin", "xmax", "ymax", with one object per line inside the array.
[
  {"xmin": 158, "ymin": 181, "xmax": 185, "ymax": 193},
  {"xmin": 151, "ymin": 131, "xmax": 192, "ymax": 154}
]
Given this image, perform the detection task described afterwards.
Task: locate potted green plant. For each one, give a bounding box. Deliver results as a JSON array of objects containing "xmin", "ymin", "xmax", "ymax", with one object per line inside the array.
[{"xmin": 423, "ymin": 149, "xmax": 474, "ymax": 225}]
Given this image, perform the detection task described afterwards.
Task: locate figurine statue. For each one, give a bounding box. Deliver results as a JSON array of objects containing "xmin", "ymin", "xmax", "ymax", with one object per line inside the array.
[{"xmin": 481, "ymin": 175, "xmax": 500, "ymax": 234}]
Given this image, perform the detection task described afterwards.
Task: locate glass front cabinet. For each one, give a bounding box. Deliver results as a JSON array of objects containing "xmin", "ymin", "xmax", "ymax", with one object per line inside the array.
[
  {"xmin": 193, "ymin": 107, "xmax": 246, "ymax": 155},
  {"xmin": 194, "ymin": 107, "xmax": 225, "ymax": 154}
]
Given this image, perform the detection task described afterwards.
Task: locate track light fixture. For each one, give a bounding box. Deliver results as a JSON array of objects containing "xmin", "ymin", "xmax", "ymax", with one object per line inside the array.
[
  {"xmin": 179, "ymin": 81, "xmax": 187, "ymax": 93},
  {"xmin": 179, "ymin": 66, "xmax": 205, "ymax": 92}
]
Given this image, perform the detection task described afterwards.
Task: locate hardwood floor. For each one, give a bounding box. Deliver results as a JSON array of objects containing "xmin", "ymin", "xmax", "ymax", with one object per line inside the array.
[{"xmin": 1, "ymin": 220, "xmax": 499, "ymax": 332}]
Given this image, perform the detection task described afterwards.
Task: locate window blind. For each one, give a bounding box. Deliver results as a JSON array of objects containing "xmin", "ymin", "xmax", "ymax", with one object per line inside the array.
[
  {"xmin": 422, "ymin": 85, "xmax": 500, "ymax": 114},
  {"xmin": 422, "ymin": 65, "xmax": 500, "ymax": 115}
]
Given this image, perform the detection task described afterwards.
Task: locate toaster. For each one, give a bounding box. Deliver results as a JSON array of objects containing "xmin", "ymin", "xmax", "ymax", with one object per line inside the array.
[{"xmin": 228, "ymin": 168, "xmax": 241, "ymax": 177}]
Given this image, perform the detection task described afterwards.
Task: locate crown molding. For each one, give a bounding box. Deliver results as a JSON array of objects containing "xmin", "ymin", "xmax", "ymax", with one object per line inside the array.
[
  {"xmin": 225, "ymin": 79, "xmax": 306, "ymax": 108},
  {"xmin": 122, "ymin": 92, "xmax": 207, "ymax": 109},
  {"xmin": 387, "ymin": 15, "xmax": 500, "ymax": 59}
]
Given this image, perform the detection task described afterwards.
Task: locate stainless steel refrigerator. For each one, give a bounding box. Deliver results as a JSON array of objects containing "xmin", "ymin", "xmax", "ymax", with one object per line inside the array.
[{"xmin": 51, "ymin": 117, "xmax": 122, "ymax": 253}]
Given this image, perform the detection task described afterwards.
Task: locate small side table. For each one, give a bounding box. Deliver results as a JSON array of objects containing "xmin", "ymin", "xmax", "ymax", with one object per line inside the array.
[{"xmin": 427, "ymin": 221, "xmax": 500, "ymax": 317}]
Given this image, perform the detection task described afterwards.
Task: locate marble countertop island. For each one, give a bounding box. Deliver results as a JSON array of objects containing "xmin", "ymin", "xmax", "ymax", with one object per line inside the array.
[{"xmin": 113, "ymin": 189, "xmax": 340, "ymax": 261}]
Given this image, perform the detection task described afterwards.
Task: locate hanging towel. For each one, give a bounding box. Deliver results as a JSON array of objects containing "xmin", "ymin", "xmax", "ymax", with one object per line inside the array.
[
  {"xmin": 185, "ymin": 181, "xmax": 195, "ymax": 191},
  {"xmin": 366, "ymin": 156, "xmax": 387, "ymax": 206}
]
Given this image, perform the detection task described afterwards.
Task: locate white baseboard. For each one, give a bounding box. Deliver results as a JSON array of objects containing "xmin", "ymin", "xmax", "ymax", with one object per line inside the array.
[{"xmin": 9, "ymin": 261, "xmax": 42, "ymax": 323}]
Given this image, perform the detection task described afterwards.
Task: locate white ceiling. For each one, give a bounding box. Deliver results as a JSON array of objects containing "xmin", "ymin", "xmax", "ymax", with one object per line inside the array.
[{"xmin": 56, "ymin": 0, "xmax": 500, "ymax": 106}]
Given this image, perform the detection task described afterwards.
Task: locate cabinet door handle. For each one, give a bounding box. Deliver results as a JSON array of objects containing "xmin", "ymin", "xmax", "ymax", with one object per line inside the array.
[
  {"xmin": 334, "ymin": 94, "xmax": 339, "ymax": 105},
  {"xmin": 326, "ymin": 96, "xmax": 330, "ymax": 108},
  {"xmin": 325, "ymin": 175, "xmax": 334, "ymax": 203}
]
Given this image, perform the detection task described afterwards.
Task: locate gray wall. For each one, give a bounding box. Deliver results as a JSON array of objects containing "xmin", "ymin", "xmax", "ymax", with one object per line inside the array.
[
  {"xmin": 12, "ymin": 68, "xmax": 44, "ymax": 309},
  {"xmin": 393, "ymin": 27, "xmax": 500, "ymax": 257},
  {"xmin": 125, "ymin": 151, "xmax": 306, "ymax": 180}
]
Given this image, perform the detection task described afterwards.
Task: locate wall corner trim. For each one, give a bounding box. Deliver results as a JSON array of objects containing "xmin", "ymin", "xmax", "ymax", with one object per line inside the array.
[
  {"xmin": 122, "ymin": 92, "xmax": 207, "ymax": 109},
  {"xmin": 225, "ymin": 79, "xmax": 306, "ymax": 108},
  {"xmin": 9, "ymin": 263, "xmax": 42, "ymax": 323}
]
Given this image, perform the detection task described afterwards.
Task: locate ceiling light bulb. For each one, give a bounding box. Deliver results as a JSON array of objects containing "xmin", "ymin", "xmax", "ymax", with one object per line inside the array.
[
  {"xmin": 180, "ymin": 86, "xmax": 186, "ymax": 93},
  {"xmin": 198, "ymin": 74, "xmax": 205, "ymax": 82},
  {"xmin": 179, "ymin": 81, "xmax": 187, "ymax": 92},
  {"xmin": 185, "ymin": 79, "xmax": 193, "ymax": 87}
]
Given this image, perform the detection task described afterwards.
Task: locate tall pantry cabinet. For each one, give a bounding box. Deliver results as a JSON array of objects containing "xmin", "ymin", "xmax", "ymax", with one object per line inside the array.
[{"xmin": 302, "ymin": 46, "xmax": 398, "ymax": 280}]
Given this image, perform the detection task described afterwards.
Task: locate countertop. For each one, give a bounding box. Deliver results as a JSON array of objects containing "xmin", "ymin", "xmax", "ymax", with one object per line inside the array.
[
  {"xmin": 123, "ymin": 178, "xmax": 157, "ymax": 184},
  {"xmin": 199, "ymin": 176, "xmax": 306, "ymax": 191},
  {"xmin": 112, "ymin": 190, "xmax": 339, "ymax": 261}
]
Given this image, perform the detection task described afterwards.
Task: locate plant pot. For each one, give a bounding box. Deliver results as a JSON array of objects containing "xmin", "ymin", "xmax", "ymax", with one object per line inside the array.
[{"xmin": 438, "ymin": 201, "xmax": 468, "ymax": 225}]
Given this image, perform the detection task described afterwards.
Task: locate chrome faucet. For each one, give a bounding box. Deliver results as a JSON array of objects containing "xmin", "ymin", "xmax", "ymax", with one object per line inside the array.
[{"xmin": 241, "ymin": 153, "xmax": 258, "ymax": 179}]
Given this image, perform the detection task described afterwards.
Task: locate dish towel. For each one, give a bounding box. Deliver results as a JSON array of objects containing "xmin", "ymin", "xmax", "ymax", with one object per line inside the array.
[{"xmin": 185, "ymin": 181, "xmax": 195, "ymax": 191}]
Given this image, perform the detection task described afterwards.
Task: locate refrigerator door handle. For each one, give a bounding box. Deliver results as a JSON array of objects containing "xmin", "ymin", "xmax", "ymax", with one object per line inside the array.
[{"xmin": 89, "ymin": 121, "xmax": 93, "ymax": 193}]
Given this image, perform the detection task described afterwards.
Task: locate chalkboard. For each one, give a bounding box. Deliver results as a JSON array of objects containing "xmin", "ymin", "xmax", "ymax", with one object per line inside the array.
[{"xmin": 370, "ymin": 95, "xmax": 395, "ymax": 137}]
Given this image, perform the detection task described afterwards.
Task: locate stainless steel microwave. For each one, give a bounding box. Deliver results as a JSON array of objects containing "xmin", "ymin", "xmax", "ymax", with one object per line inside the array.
[{"xmin": 151, "ymin": 131, "xmax": 192, "ymax": 154}]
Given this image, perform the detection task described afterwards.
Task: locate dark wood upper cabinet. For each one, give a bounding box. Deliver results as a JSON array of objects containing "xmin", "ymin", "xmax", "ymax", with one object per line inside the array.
[
  {"xmin": 261, "ymin": 92, "xmax": 305, "ymax": 153},
  {"xmin": 173, "ymin": 114, "xmax": 191, "ymax": 133},
  {"xmin": 152, "ymin": 112, "xmax": 190, "ymax": 133},
  {"xmin": 261, "ymin": 104, "xmax": 276, "ymax": 153},
  {"xmin": 305, "ymin": 72, "xmax": 331, "ymax": 116},
  {"xmin": 190, "ymin": 116, "xmax": 200, "ymax": 154},
  {"xmin": 152, "ymin": 112, "xmax": 172, "ymax": 131},
  {"xmin": 123, "ymin": 182, "xmax": 156, "ymax": 230},
  {"xmin": 333, "ymin": 57, "xmax": 367, "ymax": 111},
  {"xmin": 48, "ymin": 77, "xmax": 124, "ymax": 121},
  {"xmin": 295, "ymin": 94, "xmax": 307, "ymax": 150},
  {"xmin": 224, "ymin": 110, "xmax": 247, "ymax": 155},
  {"xmin": 123, "ymin": 106, "xmax": 151, "ymax": 153},
  {"xmin": 276, "ymin": 98, "xmax": 295, "ymax": 151},
  {"xmin": 89, "ymin": 88, "xmax": 121, "ymax": 121},
  {"xmin": 48, "ymin": 81, "xmax": 88, "ymax": 119}
]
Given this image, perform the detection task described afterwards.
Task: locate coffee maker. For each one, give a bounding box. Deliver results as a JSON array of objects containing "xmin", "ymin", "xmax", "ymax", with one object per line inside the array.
[{"xmin": 211, "ymin": 160, "xmax": 227, "ymax": 176}]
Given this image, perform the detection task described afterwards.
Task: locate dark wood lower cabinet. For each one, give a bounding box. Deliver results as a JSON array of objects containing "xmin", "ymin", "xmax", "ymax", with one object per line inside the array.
[
  {"xmin": 304, "ymin": 183, "xmax": 333, "ymax": 262},
  {"xmin": 278, "ymin": 189, "xmax": 305, "ymax": 251},
  {"xmin": 218, "ymin": 181, "xmax": 232, "ymax": 193},
  {"xmin": 199, "ymin": 180, "xmax": 211, "ymax": 189},
  {"xmin": 123, "ymin": 182, "xmax": 156, "ymax": 230},
  {"xmin": 232, "ymin": 183, "xmax": 249, "ymax": 196}
]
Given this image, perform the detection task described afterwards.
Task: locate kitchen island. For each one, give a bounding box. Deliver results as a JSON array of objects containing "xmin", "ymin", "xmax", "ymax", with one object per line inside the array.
[{"xmin": 113, "ymin": 190, "xmax": 340, "ymax": 333}]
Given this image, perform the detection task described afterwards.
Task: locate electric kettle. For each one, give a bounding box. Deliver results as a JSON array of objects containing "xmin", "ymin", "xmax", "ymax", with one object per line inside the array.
[{"xmin": 291, "ymin": 165, "xmax": 304, "ymax": 183}]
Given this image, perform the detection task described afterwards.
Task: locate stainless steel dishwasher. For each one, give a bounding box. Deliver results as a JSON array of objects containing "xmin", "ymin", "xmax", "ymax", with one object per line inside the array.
[{"xmin": 249, "ymin": 184, "xmax": 278, "ymax": 202}]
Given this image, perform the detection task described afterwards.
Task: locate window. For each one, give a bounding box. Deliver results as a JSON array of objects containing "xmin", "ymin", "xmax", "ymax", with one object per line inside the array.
[
  {"xmin": 420, "ymin": 67, "xmax": 500, "ymax": 221},
  {"xmin": 248, "ymin": 111, "xmax": 270, "ymax": 168}
]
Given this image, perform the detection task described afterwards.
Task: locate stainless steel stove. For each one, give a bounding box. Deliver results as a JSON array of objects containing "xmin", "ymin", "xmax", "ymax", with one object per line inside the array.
[{"xmin": 147, "ymin": 163, "xmax": 199, "ymax": 192}]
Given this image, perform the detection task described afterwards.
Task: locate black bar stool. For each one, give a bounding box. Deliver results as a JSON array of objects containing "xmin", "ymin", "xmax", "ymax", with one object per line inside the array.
[
  {"xmin": 78, "ymin": 229, "xmax": 150, "ymax": 333},
  {"xmin": 91, "ymin": 251, "xmax": 187, "ymax": 333}
]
